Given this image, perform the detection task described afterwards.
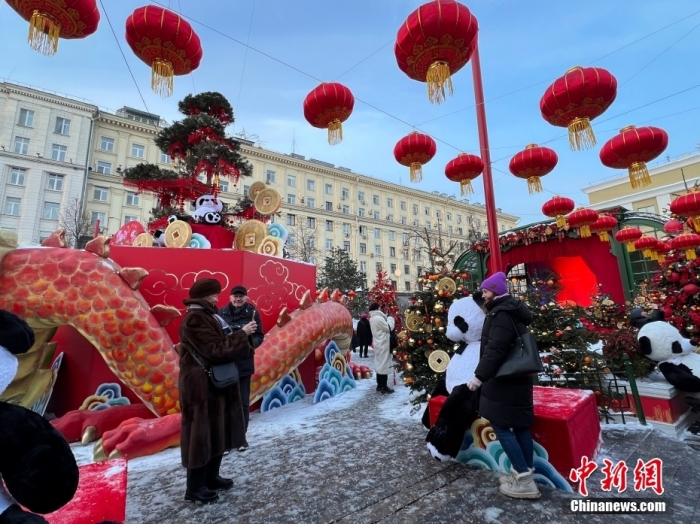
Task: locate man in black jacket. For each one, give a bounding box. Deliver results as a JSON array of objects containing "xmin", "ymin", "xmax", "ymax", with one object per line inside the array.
[
  {"xmin": 630, "ymin": 304, "xmax": 664, "ymax": 330},
  {"xmin": 218, "ymin": 285, "xmax": 264, "ymax": 450}
]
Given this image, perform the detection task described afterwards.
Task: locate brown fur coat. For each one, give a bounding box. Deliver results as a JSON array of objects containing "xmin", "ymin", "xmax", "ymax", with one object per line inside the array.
[{"xmin": 179, "ymin": 298, "xmax": 251, "ymax": 469}]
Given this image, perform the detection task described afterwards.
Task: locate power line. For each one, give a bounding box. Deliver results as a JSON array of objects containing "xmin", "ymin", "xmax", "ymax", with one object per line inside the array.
[
  {"xmin": 233, "ymin": 0, "xmax": 257, "ymax": 134},
  {"xmin": 333, "ymin": 40, "xmax": 394, "ymax": 81}
]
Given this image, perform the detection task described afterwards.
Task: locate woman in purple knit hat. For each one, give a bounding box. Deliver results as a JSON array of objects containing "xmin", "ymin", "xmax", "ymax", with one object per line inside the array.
[{"xmin": 467, "ymin": 271, "xmax": 540, "ymax": 500}]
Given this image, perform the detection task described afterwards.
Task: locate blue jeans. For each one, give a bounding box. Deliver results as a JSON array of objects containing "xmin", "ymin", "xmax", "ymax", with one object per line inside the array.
[{"xmin": 490, "ymin": 423, "xmax": 534, "ymax": 474}]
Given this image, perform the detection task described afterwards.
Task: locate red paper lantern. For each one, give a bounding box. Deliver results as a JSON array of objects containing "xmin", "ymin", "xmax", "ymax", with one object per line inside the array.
[
  {"xmin": 599, "ymin": 125, "xmax": 669, "ymax": 189},
  {"xmin": 394, "ymin": 0, "xmax": 478, "ymax": 104},
  {"xmin": 540, "ymin": 67, "xmax": 617, "ymax": 151},
  {"xmin": 5, "ymin": 0, "xmax": 99, "ymax": 55},
  {"xmin": 614, "ymin": 227, "xmax": 643, "ymax": 252},
  {"xmin": 347, "ymin": 290, "xmax": 356, "ymax": 299},
  {"xmin": 672, "ymin": 232, "xmax": 700, "ymax": 260},
  {"xmin": 670, "ymin": 190, "xmax": 700, "ymax": 231},
  {"xmin": 634, "ymin": 235, "xmax": 659, "ymax": 260},
  {"xmin": 664, "ymin": 219, "xmax": 684, "ymax": 235},
  {"xmin": 542, "ymin": 196, "xmax": 575, "ymax": 228},
  {"xmin": 125, "ymin": 6, "xmax": 203, "ymax": 97},
  {"xmin": 445, "ymin": 154, "xmax": 484, "ymax": 195},
  {"xmin": 567, "ymin": 208, "xmax": 599, "ymax": 238},
  {"xmin": 394, "ymin": 132, "xmax": 437, "ymax": 183},
  {"xmin": 508, "ymin": 144, "xmax": 558, "ymax": 194},
  {"xmin": 655, "ymin": 241, "xmax": 672, "ymax": 262},
  {"xmin": 303, "ymin": 83, "xmax": 355, "ymax": 146},
  {"xmin": 589, "ymin": 215, "xmax": 618, "ymax": 242}
]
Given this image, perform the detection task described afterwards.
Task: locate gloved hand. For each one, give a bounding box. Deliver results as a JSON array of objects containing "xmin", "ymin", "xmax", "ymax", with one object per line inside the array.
[
  {"xmin": 454, "ymin": 315, "xmax": 469, "ymax": 334},
  {"xmin": 467, "ymin": 377, "xmax": 482, "ymax": 391}
]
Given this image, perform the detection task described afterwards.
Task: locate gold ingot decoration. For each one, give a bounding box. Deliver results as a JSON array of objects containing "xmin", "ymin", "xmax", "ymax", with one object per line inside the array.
[
  {"xmin": 254, "ymin": 188, "xmax": 282, "ymax": 216},
  {"xmin": 437, "ymin": 277, "xmax": 457, "ymax": 294},
  {"xmin": 428, "ymin": 349, "xmax": 450, "ymax": 373},
  {"xmin": 248, "ymin": 181, "xmax": 267, "ymax": 200},
  {"xmin": 133, "ymin": 233, "xmax": 153, "ymax": 247},
  {"xmin": 234, "ymin": 220, "xmax": 268, "ymax": 252},
  {"xmin": 405, "ymin": 312, "xmax": 425, "ymax": 332},
  {"xmin": 164, "ymin": 221, "xmax": 192, "ymax": 248}
]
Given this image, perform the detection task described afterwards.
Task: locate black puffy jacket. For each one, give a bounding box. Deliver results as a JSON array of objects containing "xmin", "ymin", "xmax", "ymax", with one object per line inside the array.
[{"xmin": 218, "ymin": 302, "xmax": 264, "ymax": 377}]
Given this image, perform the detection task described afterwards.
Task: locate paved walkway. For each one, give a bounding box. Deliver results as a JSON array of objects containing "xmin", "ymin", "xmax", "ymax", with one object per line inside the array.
[{"xmin": 77, "ymin": 360, "xmax": 700, "ymax": 523}]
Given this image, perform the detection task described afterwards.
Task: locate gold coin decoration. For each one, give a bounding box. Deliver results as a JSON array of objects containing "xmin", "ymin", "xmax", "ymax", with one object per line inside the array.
[
  {"xmin": 437, "ymin": 277, "xmax": 457, "ymax": 294},
  {"xmin": 164, "ymin": 221, "xmax": 192, "ymax": 248},
  {"xmin": 257, "ymin": 235, "xmax": 283, "ymax": 257},
  {"xmin": 234, "ymin": 220, "xmax": 268, "ymax": 252},
  {"xmin": 133, "ymin": 233, "xmax": 153, "ymax": 247},
  {"xmin": 405, "ymin": 312, "xmax": 424, "ymax": 332},
  {"xmin": 254, "ymin": 188, "xmax": 282, "ymax": 216},
  {"xmin": 428, "ymin": 350, "xmax": 450, "ymax": 373},
  {"xmin": 248, "ymin": 181, "xmax": 267, "ymax": 201}
]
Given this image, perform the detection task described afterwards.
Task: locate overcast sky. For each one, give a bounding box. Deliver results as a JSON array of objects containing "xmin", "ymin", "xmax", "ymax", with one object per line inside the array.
[{"xmin": 1, "ymin": 0, "xmax": 699, "ymax": 224}]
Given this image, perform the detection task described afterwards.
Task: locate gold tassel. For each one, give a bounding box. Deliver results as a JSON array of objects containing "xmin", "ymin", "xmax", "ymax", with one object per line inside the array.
[
  {"xmin": 598, "ymin": 231, "xmax": 609, "ymax": 242},
  {"xmin": 151, "ymin": 59, "xmax": 174, "ymax": 98},
  {"xmin": 527, "ymin": 177, "xmax": 543, "ymax": 194},
  {"xmin": 426, "ymin": 61, "xmax": 453, "ymax": 105},
  {"xmin": 626, "ymin": 243, "xmax": 635, "ymax": 253},
  {"xmin": 28, "ymin": 10, "xmax": 60, "ymax": 56},
  {"xmin": 555, "ymin": 216, "xmax": 567, "ymax": 228},
  {"xmin": 579, "ymin": 225, "xmax": 591, "ymax": 238},
  {"xmin": 567, "ymin": 117, "xmax": 596, "ymax": 151},
  {"xmin": 642, "ymin": 249, "xmax": 653, "ymax": 259},
  {"xmin": 213, "ymin": 173, "xmax": 220, "ymax": 188},
  {"xmin": 327, "ymin": 119, "xmax": 343, "ymax": 146},
  {"xmin": 628, "ymin": 161, "xmax": 652, "ymax": 189},
  {"xmin": 692, "ymin": 216, "xmax": 700, "ymax": 231},
  {"xmin": 460, "ymin": 180, "xmax": 474, "ymax": 195},
  {"xmin": 410, "ymin": 162, "xmax": 423, "ymax": 183},
  {"xmin": 687, "ymin": 249, "xmax": 697, "ymax": 260}
]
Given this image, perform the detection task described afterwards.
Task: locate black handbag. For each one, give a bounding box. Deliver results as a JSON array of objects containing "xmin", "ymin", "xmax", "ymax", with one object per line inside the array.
[
  {"xmin": 188, "ymin": 348, "xmax": 239, "ymax": 389},
  {"xmin": 494, "ymin": 315, "xmax": 544, "ymax": 379}
]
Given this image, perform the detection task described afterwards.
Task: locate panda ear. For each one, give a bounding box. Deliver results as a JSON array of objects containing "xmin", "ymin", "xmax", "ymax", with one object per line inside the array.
[
  {"xmin": 639, "ymin": 336, "xmax": 652, "ymax": 356},
  {"xmin": 672, "ymin": 341, "xmax": 683, "ymax": 354}
]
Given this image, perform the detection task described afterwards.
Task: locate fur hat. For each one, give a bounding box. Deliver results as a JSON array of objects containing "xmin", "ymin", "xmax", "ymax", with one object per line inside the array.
[
  {"xmin": 481, "ymin": 272, "xmax": 507, "ymax": 296},
  {"xmin": 0, "ymin": 310, "xmax": 34, "ymax": 355},
  {"xmin": 189, "ymin": 279, "xmax": 222, "ymax": 299}
]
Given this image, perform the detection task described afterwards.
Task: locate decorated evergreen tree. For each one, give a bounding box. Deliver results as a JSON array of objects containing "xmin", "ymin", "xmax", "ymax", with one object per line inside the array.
[
  {"xmin": 583, "ymin": 284, "xmax": 630, "ymax": 332},
  {"xmin": 317, "ymin": 247, "xmax": 368, "ymax": 316},
  {"xmin": 368, "ymin": 269, "xmax": 401, "ymax": 326}
]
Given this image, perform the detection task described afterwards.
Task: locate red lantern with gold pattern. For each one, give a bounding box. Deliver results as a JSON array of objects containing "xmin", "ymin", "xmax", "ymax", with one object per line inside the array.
[
  {"xmin": 664, "ymin": 219, "xmax": 684, "ymax": 236},
  {"xmin": 654, "ymin": 240, "xmax": 671, "ymax": 262},
  {"xmin": 508, "ymin": 144, "xmax": 558, "ymax": 194},
  {"xmin": 303, "ymin": 83, "xmax": 354, "ymax": 146},
  {"xmin": 599, "ymin": 125, "xmax": 668, "ymax": 189},
  {"xmin": 445, "ymin": 153, "xmax": 483, "ymax": 195},
  {"xmin": 394, "ymin": 0, "xmax": 478, "ymax": 104},
  {"xmin": 394, "ymin": 132, "xmax": 437, "ymax": 183},
  {"xmin": 125, "ymin": 6, "xmax": 203, "ymax": 98},
  {"xmin": 614, "ymin": 227, "xmax": 643, "ymax": 252},
  {"xmin": 589, "ymin": 215, "xmax": 618, "ymax": 242},
  {"xmin": 670, "ymin": 190, "xmax": 700, "ymax": 231},
  {"xmin": 634, "ymin": 235, "xmax": 659, "ymax": 260},
  {"xmin": 672, "ymin": 232, "xmax": 700, "ymax": 260},
  {"xmin": 5, "ymin": 0, "xmax": 99, "ymax": 56},
  {"xmin": 567, "ymin": 208, "xmax": 599, "ymax": 238},
  {"xmin": 540, "ymin": 67, "xmax": 617, "ymax": 151},
  {"xmin": 542, "ymin": 196, "xmax": 574, "ymax": 228}
]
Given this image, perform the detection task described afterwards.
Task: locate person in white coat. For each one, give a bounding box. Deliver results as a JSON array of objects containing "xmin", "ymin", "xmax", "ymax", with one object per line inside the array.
[{"xmin": 369, "ymin": 303, "xmax": 394, "ymax": 394}]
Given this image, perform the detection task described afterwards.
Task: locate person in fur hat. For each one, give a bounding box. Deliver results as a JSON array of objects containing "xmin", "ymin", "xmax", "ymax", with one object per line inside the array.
[{"xmin": 0, "ymin": 310, "xmax": 79, "ymax": 524}]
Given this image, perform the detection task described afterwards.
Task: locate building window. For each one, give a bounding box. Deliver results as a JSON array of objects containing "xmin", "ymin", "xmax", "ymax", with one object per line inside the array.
[
  {"xmin": 124, "ymin": 215, "xmax": 139, "ymax": 225},
  {"xmin": 326, "ymin": 239, "xmax": 333, "ymax": 250},
  {"xmin": 131, "ymin": 144, "xmax": 145, "ymax": 158},
  {"xmin": 43, "ymin": 202, "xmax": 60, "ymax": 220},
  {"xmin": 341, "ymin": 204, "xmax": 349, "ymax": 214},
  {"xmin": 458, "ymin": 227, "xmax": 463, "ymax": 235},
  {"xmin": 390, "ymin": 247, "xmax": 396, "ymax": 257},
  {"xmin": 307, "ymin": 179, "xmax": 315, "ymax": 191},
  {"xmin": 359, "ymin": 208, "xmax": 365, "ymax": 217},
  {"xmin": 90, "ymin": 211, "xmax": 105, "ymax": 226},
  {"xmin": 96, "ymin": 161, "xmax": 112, "ymax": 174},
  {"xmin": 46, "ymin": 174, "xmax": 64, "ymax": 191},
  {"xmin": 243, "ymin": 185, "xmax": 250, "ymax": 196},
  {"xmin": 387, "ymin": 214, "xmax": 394, "ymax": 222},
  {"xmin": 426, "ymin": 223, "xmax": 431, "ymax": 230},
  {"xmin": 287, "ymin": 175, "xmax": 296, "ymax": 187},
  {"xmin": 375, "ymin": 245, "xmax": 381, "ymax": 255},
  {"xmin": 400, "ymin": 201, "xmax": 406, "ymax": 211},
  {"xmin": 343, "ymin": 223, "xmax": 351, "ymax": 235},
  {"xmin": 447, "ymin": 212, "xmax": 452, "ymax": 221},
  {"xmin": 637, "ymin": 205, "xmax": 656, "ymax": 213},
  {"xmin": 457, "ymin": 214, "xmax": 462, "ymax": 224},
  {"xmin": 14, "ymin": 137, "xmax": 29, "ymax": 155},
  {"xmin": 307, "ymin": 236, "xmax": 316, "ymax": 248},
  {"xmin": 307, "ymin": 217, "xmax": 316, "ymax": 228},
  {"xmin": 375, "ymin": 262, "xmax": 382, "ymax": 271},
  {"xmin": 437, "ymin": 210, "xmax": 442, "ymax": 219},
  {"xmin": 413, "ymin": 219, "xmax": 419, "ymax": 227},
  {"xmin": 373, "ymin": 211, "xmax": 380, "ymax": 220},
  {"xmin": 401, "ymin": 217, "xmax": 407, "ymax": 225},
  {"xmin": 359, "ymin": 225, "xmax": 367, "ymax": 236},
  {"xmin": 373, "ymin": 195, "xmax": 379, "ymax": 205},
  {"xmin": 403, "ymin": 249, "xmax": 409, "ymax": 259},
  {"xmin": 375, "ymin": 228, "xmax": 381, "ymax": 239},
  {"xmin": 160, "ymin": 152, "xmax": 171, "ymax": 164},
  {"xmin": 325, "ymin": 183, "xmax": 333, "ymax": 195},
  {"xmin": 360, "ymin": 243, "xmax": 367, "ymax": 254},
  {"xmin": 54, "ymin": 117, "xmax": 71, "ymax": 135},
  {"xmin": 325, "ymin": 201, "xmax": 333, "ymax": 211},
  {"xmin": 501, "ymin": 224, "xmax": 506, "ymax": 232},
  {"xmin": 360, "ymin": 261, "xmax": 367, "ymax": 272},
  {"xmin": 287, "ymin": 214, "xmax": 296, "ymax": 226},
  {"xmin": 404, "ymin": 264, "xmax": 410, "ymax": 275},
  {"xmin": 389, "ymin": 230, "xmax": 395, "ymax": 240},
  {"xmin": 219, "ymin": 180, "xmax": 229, "ymax": 193},
  {"xmin": 342, "ymin": 187, "xmax": 349, "ymax": 199},
  {"xmin": 266, "ymin": 170, "xmax": 276, "ymax": 183},
  {"xmin": 449, "ymin": 225, "xmax": 453, "ymax": 233},
  {"xmin": 4, "ymin": 197, "xmax": 21, "ymax": 216},
  {"xmin": 100, "ymin": 137, "xmax": 115, "ymax": 151},
  {"xmin": 343, "ymin": 241, "xmax": 351, "ymax": 252},
  {"xmin": 51, "ymin": 144, "xmax": 67, "ymax": 162},
  {"xmin": 476, "ymin": 218, "xmax": 481, "ymax": 228},
  {"xmin": 413, "ymin": 204, "xmax": 419, "ymax": 214},
  {"xmin": 425, "ymin": 207, "xmax": 430, "ymax": 216},
  {"xmin": 307, "ymin": 197, "xmax": 315, "ymax": 208},
  {"xmin": 326, "ymin": 220, "xmax": 334, "ymax": 232},
  {"xmin": 18, "ymin": 109, "xmax": 34, "ymax": 127},
  {"xmin": 9, "ymin": 168, "xmax": 26, "ymax": 186},
  {"xmin": 287, "ymin": 194, "xmax": 296, "ymax": 205},
  {"xmin": 405, "ymin": 281, "xmax": 411, "ymax": 291},
  {"xmin": 287, "ymin": 234, "xmax": 296, "ymax": 246},
  {"xmin": 126, "ymin": 192, "xmax": 140, "ymax": 206},
  {"xmin": 402, "ymin": 233, "xmax": 409, "ymax": 243},
  {"xmin": 358, "ymin": 191, "xmax": 365, "ymax": 202},
  {"xmin": 93, "ymin": 186, "xmax": 108, "ymax": 202}
]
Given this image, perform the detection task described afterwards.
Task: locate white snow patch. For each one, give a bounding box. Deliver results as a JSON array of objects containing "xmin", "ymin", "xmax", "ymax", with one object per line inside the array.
[{"xmin": 483, "ymin": 507, "xmax": 504, "ymax": 522}]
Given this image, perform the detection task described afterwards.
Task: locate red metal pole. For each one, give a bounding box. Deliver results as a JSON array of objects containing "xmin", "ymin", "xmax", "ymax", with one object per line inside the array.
[{"xmin": 471, "ymin": 42, "xmax": 503, "ymax": 275}]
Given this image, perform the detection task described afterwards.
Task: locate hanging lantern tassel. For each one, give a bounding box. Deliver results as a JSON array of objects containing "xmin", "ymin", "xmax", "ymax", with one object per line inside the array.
[
  {"xmin": 692, "ymin": 216, "xmax": 700, "ymax": 231},
  {"xmin": 628, "ymin": 161, "xmax": 652, "ymax": 189},
  {"xmin": 152, "ymin": 59, "xmax": 174, "ymax": 98},
  {"xmin": 568, "ymin": 117, "xmax": 596, "ymax": 151},
  {"xmin": 527, "ymin": 177, "xmax": 543, "ymax": 194},
  {"xmin": 426, "ymin": 61, "xmax": 453, "ymax": 105},
  {"xmin": 410, "ymin": 162, "xmax": 423, "ymax": 183},
  {"xmin": 460, "ymin": 180, "xmax": 474, "ymax": 196},
  {"xmin": 555, "ymin": 215, "xmax": 567, "ymax": 228},
  {"xmin": 687, "ymin": 249, "xmax": 697, "ymax": 261},
  {"xmin": 327, "ymin": 119, "xmax": 343, "ymax": 146},
  {"xmin": 642, "ymin": 249, "xmax": 654, "ymax": 259},
  {"xmin": 578, "ymin": 225, "xmax": 592, "ymax": 238},
  {"xmin": 29, "ymin": 10, "xmax": 60, "ymax": 56},
  {"xmin": 598, "ymin": 231, "xmax": 609, "ymax": 242},
  {"xmin": 625, "ymin": 242, "xmax": 635, "ymax": 253}
]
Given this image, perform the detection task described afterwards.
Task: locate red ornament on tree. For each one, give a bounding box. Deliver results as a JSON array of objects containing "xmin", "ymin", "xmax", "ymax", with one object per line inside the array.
[
  {"xmin": 394, "ymin": 132, "xmax": 437, "ymax": 183},
  {"xmin": 445, "ymin": 153, "xmax": 483, "ymax": 195},
  {"xmin": 125, "ymin": 6, "xmax": 203, "ymax": 97},
  {"xmin": 540, "ymin": 66, "xmax": 617, "ymax": 151},
  {"xmin": 394, "ymin": 0, "xmax": 478, "ymax": 104},
  {"xmin": 670, "ymin": 190, "xmax": 700, "ymax": 231},
  {"xmin": 664, "ymin": 219, "xmax": 685, "ymax": 235},
  {"xmin": 542, "ymin": 196, "xmax": 574, "ymax": 228},
  {"xmin": 303, "ymin": 83, "xmax": 355, "ymax": 146},
  {"xmin": 614, "ymin": 227, "xmax": 643, "ymax": 252},
  {"xmin": 599, "ymin": 125, "xmax": 669, "ymax": 189},
  {"xmin": 567, "ymin": 208, "xmax": 599, "ymax": 238},
  {"xmin": 589, "ymin": 214, "xmax": 618, "ymax": 242},
  {"xmin": 5, "ymin": 0, "xmax": 100, "ymax": 56},
  {"xmin": 508, "ymin": 144, "xmax": 558, "ymax": 194},
  {"xmin": 672, "ymin": 232, "xmax": 700, "ymax": 260}
]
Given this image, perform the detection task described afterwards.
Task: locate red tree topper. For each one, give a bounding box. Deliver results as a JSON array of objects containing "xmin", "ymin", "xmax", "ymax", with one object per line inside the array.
[
  {"xmin": 303, "ymin": 83, "xmax": 355, "ymax": 146},
  {"xmin": 445, "ymin": 153, "xmax": 483, "ymax": 195},
  {"xmin": 394, "ymin": 132, "xmax": 437, "ymax": 183},
  {"xmin": 508, "ymin": 144, "xmax": 558, "ymax": 194},
  {"xmin": 599, "ymin": 125, "xmax": 668, "ymax": 189},
  {"xmin": 540, "ymin": 66, "xmax": 617, "ymax": 151},
  {"xmin": 125, "ymin": 6, "xmax": 203, "ymax": 97},
  {"xmin": 589, "ymin": 214, "xmax": 618, "ymax": 243},
  {"xmin": 614, "ymin": 226, "xmax": 643, "ymax": 253},
  {"xmin": 5, "ymin": 0, "xmax": 99, "ymax": 56},
  {"xmin": 567, "ymin": 207, "xmax": 599, "ymax": 238},
  {"xmin": 394, "ymin": 0, "xmax": 478, "ymax": 104},
  {"xmin": 542, "ymin": 196, "xmax": 574, "ymax": 228}
]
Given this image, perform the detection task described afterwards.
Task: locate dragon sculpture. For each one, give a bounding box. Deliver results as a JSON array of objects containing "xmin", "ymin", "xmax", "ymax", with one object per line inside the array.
[{"xmin": 0, "ymin": 231, "xmax": 352, "ymax": 461}]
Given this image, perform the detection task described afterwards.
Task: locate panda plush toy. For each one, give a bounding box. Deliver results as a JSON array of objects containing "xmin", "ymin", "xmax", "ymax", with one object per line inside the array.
[
  {"xmin": 0, "ymin": 310, "xmax": 79, "ymax": 524},
  {"xmin": 192, "ymin": 195, "xmax": 223, "ymax": 225},
  {"xmin": 424, "ymin": 292, "xmax": 486, "ymax": 461},
  {"xmin": 638, "ymin": 320, "xmax": 700, "ymax": 392}
]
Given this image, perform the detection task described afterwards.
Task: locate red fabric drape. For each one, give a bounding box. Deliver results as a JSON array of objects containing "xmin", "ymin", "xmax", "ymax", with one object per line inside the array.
[{"xmin": 190, "ymin": 224, "xmax": 235, "ymax": 249}]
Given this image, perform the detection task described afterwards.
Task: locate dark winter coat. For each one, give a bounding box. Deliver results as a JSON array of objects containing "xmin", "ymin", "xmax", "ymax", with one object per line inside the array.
[
  {"xmin": 630, "ymin": 307, "xmax": 664, "ymax": 330},
  {"xmin": 357, "ymin": 318, "xmax": 373, "ymax": 345},
  {"xmin": 218, "ymin": 302, "xmax": 264, "ymax": 377},
  {"xmin": 474, "ymin": 295, "xmax": 535, "ymax": 429},
  {"xmin": 179, "ymin": 298, "xmax": 251, "ymax": 469}
]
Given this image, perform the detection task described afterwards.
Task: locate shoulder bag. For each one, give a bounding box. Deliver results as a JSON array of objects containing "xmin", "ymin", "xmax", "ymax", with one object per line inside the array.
[
  {"xmin": 188, "ymin": 347, "xmax": 239, "ymax": 389},
  {"xmin": 494, "ymin": 315, "xmax": 544, "ymax": 379}
]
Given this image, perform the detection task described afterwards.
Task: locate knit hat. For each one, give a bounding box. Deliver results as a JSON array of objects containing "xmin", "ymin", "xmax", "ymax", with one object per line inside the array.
[
  {"xmin": 189, "ymin": 278, "xmax": 222, "ymax": 299},
  {"xmin": 230, "ymin": 285, "xmax": 247, "ymax": 296},
  {"xmin": 361, "ymin": 313, "xmax": 368, "ymax": 319},
  {"xmin": 0, "ymin": 310, "xmax": 34, "ymax": 355},
  {"xmin": 481, "ymin": 272, "xmax": 508, "ymax": 296}
]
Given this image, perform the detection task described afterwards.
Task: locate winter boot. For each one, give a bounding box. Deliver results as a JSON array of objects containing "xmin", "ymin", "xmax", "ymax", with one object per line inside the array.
[
  {"xmin": 499, "ymin": 469, "xmax": 541, "ymax": 499},
  {"xmin": 185, "ymin": 465, "xmax": 219, "ymax": 503},
  {"xmin": 499, "ymin": 466, "xmax": 534, "ymax": 485},
  {"xmin": 206, "ymin": 455, "xmax": 233, "ymax": 491},
  {"xmin": 378, "ymin": 374, "xmax": 394, "ymax": 394}
]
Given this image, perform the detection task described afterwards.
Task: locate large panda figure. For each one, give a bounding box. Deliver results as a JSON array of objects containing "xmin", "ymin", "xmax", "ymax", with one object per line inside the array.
[
  {"xmin": 638, "ymin": 321, "xmax": 700, "ymax": 392},
  {"xmin": 192, "ymin": 195, "xmax": 223, "ymax": 225}
]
